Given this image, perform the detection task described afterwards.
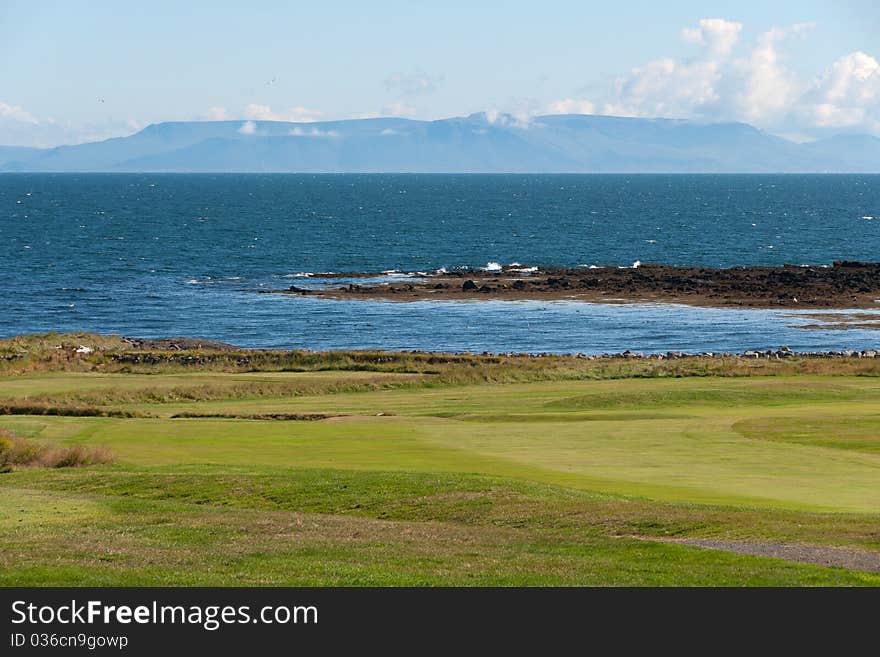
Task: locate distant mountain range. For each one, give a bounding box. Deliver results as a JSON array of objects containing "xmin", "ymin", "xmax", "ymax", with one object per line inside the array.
[{"xmin": 2, "ymin": 113, "xmax": 879, "ymax": 173}]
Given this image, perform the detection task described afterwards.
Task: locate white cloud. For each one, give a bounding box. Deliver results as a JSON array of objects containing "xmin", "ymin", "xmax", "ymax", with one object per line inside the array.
[
  {"xmin": 381, "ymin": 102, "xmax": 417, "ymax": 117},
  {"xmin": 730, "ymin": 23, "xmax": 813, "ymax": 123},
  {"xmin": 565, "ymin": 18, "xmax": 880, "ymax": 135},
  {"xmin": 546, "ymin": 98, "xmax": 596, "ymax": 115},
  {"xmin": 599, "ymin": 19, "xmax": 745, "ymax": 120},
  {"xmin": 384, "ymin": 71, "xmax": 441, "ymax": 95},
  {"xmin": 201, "ymin": 106, "xmax": 230, "ymax": 121},
  {"xmin": 0, "ymin": 101, "xmax": 38, "ymax": 124},
  {"xmin": 484, "ymin": 108, "xmax": 501, "ymax": 124},
  {"xmin": 244, "ymin": 103, "xmax": 323, "ymax": 122},
  {"xmin": 288, "ymin": 127, "xmax": 340, "ymax": 138},
  {"xmin": 608, "ymin": 58, "xmax": 724, "ymax": 119},
  {"xmin": 801, "ymin": 51, "xmax": 880, "ymax": 129},
  {"xmin": 481, "ymin": 108, "xmax": 531, "ymax": 129},
  {"xmin": 238, "ymin": 121, "xmax": 257, "ymax": 135},
  {"xmin": 681, "ymin": 18, "xmax": 742, "ymax": 58},
  {"xmin": 0, "ymin": 100, "xmax": 143, "ymax": 147}
]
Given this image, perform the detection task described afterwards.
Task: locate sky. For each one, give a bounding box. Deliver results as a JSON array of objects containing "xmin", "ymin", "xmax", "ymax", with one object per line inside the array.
[{"xmin": 2, "ymin": 0, "xmax": 879, "ymax": 146}]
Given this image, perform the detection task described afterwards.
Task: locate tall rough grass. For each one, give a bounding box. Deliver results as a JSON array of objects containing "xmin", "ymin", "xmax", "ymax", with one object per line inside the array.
[
  {"xmin": 4, "ymin": 332, "xmax": 880, "ymax": 382},
  {"xmin": 0, "ymin": 430, "xmax": 114, "ymax": 472}
]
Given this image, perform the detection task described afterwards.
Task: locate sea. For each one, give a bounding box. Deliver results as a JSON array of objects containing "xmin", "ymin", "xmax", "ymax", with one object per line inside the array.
[{"xmin": 2, "ymin": 173, "xmax": 880, "ymax": 354}]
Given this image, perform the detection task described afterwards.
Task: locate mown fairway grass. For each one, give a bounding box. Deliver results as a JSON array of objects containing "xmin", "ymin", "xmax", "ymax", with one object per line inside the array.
[{"xmin": 1, "ymin": 338, "xmax": 879, "ymax": 585}]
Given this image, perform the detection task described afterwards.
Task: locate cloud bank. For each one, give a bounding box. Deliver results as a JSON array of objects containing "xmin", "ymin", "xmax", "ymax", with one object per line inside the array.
[
  {"xmin": 244, "ymin": 104, "xmax": 323, "ymax": 122},
  {"xmin": 546, "ymin": 18, "xmax": 880, "ymax": 136},
  {"xmin": 0, "ymin": 100, "xmax": 143, "ymax": 147}
]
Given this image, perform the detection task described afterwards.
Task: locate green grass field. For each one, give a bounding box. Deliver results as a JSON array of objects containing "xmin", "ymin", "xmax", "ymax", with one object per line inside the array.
[{"xmin": 1, "ymin": 335, "xmax": 879, "ymax": 586}]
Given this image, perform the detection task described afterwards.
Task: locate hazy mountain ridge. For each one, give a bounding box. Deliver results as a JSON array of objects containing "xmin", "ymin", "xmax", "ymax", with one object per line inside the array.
[{"xmin": 1, "ymin": 113, "xmax": 878, "ymax": 173}]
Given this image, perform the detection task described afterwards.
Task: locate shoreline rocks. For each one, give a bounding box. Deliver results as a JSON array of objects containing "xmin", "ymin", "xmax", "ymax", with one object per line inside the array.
[{"xmin": 261, "ymin": 261, "xmax": 880, "ymax": 309}]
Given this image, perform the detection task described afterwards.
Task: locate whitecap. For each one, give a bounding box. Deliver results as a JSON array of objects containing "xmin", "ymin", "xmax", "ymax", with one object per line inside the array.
[
  {"xmin": 484, "ymin": 262, "xmax": 503, "ymax": 272},
  {"xmin": 863, "ymin": 216, "xmax": 875, "ymax": 220}
]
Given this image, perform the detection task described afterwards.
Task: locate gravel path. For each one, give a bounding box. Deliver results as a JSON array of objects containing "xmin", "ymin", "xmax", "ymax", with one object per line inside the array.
[{"xmin": 642, "ymin": 537, "xmax": 880, "ymax": 573}]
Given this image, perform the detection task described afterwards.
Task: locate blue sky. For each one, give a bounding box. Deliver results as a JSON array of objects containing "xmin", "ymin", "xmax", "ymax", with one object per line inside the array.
[{"xmin": 2, "ymin": 1, "xmax": 879, "ymax": 146}]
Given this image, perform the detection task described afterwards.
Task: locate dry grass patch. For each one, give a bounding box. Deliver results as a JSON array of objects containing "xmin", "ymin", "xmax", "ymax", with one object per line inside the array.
[{"xmin": 0, "ymin": 429, "xmax": 114, "ymax": 472}]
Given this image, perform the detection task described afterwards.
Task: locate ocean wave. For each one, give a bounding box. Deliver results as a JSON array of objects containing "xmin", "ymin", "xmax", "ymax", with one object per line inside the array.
[
  {"xmin": 382, "ymin": 269, "xmax": 415, "ymax": 278},
  {"xmin": 183, "ymin": 276, "xmax": 243, "ymax": 285}
]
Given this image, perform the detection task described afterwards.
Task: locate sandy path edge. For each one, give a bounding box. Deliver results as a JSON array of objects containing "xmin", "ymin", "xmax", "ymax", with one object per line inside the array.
[{"xmin": 629, "ymin": 536, "xmax": 880, "ymax": 574}]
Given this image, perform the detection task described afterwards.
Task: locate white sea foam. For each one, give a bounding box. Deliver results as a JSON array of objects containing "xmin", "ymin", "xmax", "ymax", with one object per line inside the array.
[
  {"xmin": 189, "ymin": 276, "xmax": 242, "ymax": 283},
  {"xmin": 509, "ymin": 266, "xmax": 538, "ymax": 273},
  {"xmin": 281, "ymin": 272, "xmax": 314, "ymax": 278},
  {"xmin": 484, "ymin": 262, "xmax": 503, "ymax": 272},
  {"xmin": 863, "ymin": 216, "xmax": 875, "ymax": 220}
]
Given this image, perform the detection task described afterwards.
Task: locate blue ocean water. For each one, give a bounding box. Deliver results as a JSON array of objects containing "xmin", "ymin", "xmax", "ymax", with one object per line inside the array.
[{"xmin": 2, "ymin": 173, "xmax": 880, "ymax": 353}]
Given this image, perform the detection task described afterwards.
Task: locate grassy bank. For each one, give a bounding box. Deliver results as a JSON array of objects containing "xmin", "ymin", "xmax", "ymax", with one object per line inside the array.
[{"xmin": 0, "ymin": 333, "xmax": 878, "ymax": 585}]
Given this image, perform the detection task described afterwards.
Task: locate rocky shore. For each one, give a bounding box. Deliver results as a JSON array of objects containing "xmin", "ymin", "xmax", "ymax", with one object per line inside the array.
[
  {"xmin": 545, "ymin": 347, "xmax": 880, "ymax": 360},
  {"xmin": 3, "ymin": 335, "xmax": 879, "ymax": 368},
  {"xmin": 263, "ymin": 261, "xmax": 880, "ymax": 309}
]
